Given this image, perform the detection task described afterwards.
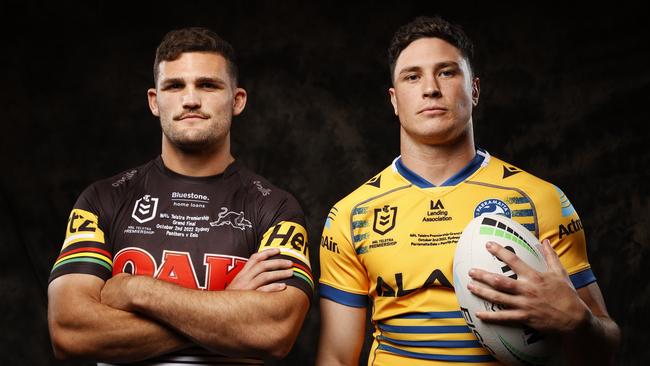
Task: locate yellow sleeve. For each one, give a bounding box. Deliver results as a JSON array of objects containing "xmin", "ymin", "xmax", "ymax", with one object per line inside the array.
[
  {"xmin": 537, "ymin": 185, "xmax": 595, "ymax": 289},
  {"xmin": 318, "ymin": 205, "xmax": 369, "ymax": 307}
]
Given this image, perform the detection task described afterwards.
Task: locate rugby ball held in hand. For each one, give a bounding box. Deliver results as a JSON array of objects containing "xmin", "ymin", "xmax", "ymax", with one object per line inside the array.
[{"xmin": 453, "ymin": 214, "xmax": 554, "ymax": 366}]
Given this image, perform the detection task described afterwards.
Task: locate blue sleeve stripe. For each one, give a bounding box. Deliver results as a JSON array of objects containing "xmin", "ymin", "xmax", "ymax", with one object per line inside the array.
[
  {"xmin": 318, "ymin": 284, "xmax": 368, "ymax": 308},
  {"xmin": 378, "ymin": 335, "xmax": 481, "ymax": 348},
  {"xmin": 395, "ymin": 311, "xmax": 463, "ymax": 319},
  {"xmin": 570, "ymin": 268, "xmax": 597, "ymax": 289},
  {"xmin": 377, "ymin": 344, "xmax": 495, "ymax": 362},
  {"xmin": 378, "ymin": 323, "xmax": 471, "ymax": 334}
]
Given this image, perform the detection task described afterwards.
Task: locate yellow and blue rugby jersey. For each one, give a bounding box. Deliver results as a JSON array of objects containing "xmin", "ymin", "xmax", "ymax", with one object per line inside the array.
[{"xmin": 319, "ymin": 149, "xmax": 594, "ymax": 365}]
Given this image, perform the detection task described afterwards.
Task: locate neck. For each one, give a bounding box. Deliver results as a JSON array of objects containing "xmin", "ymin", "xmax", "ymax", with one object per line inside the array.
[
  {"xmin": 161, "ymin": 135, "xmax": 234, "ymax": 177},
  {"xmin": 399, "ymin": 127, "xmax": 475, "ymax": 186}
]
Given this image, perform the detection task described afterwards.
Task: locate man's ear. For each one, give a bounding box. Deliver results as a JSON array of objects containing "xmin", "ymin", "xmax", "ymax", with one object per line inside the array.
[
  {"xmin": 389, "ymin": 87, "xmax": 399, "ymax": 116},
  {"xmin": 147, "ymin": 88, "xmax": 160, "ymax": 117},
  {"xmin": 232, "ymin": 87, "xmax": 247, "ymax": 116},
  {"xmin": 471, "ymin": 77, "xmax": 480, "ymax": 106}
]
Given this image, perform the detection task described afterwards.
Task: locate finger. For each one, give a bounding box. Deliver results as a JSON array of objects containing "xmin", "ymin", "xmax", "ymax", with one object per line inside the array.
[
  {"xmin": 467, "ymin": 280, "xmax": 518, "ymax": 308},
  {"xmin": 251, "ymin": 269, "xmax": 294, "ymax": 288},
  {"xmin": 475, "ymin": 308, "xmax": 528, "ymax": 324},
  {"xmin": 240, "ymin": 249, "xmax": 284, "ymax": 276},
  {"xmin": 484, "ymin": 241, "xmax": 536, "ymax": 277},
  {"xmin": 540, "ymin": 239, "xmax": 564, "ymax": 274},
  {"xmin": 469, "ymin": 268, "xmax": 519, "ymax": 294},
  {"xmin": 241, "ymin": 259, "xmax": 293, "ymax": 281},
  {"xmin": 257, "ymin": 283, "xmax": 287, "ymax": 292},
  {"xmin": 249, "ymin": 248, "xmax": 281, "ymax": 264}
]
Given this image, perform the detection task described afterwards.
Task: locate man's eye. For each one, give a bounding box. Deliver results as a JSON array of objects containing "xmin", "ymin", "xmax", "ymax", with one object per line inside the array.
[
  {"xmin": 439, "ymin": 69, "xmax": 456, "ymax": 77},
  {"xmin": 405, "ymin": 74, "xmax": 420, "ymax": 82},
  {"xmin": 167, "ymin": 83, "xmax": 183, "ymax": 89},
  {"xmin": 200, "ymin": 83, "xmax": 217, "ymax": 89}
]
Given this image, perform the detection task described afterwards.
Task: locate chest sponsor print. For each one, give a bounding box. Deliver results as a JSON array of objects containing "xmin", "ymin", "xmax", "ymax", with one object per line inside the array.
[{"xmin": 112, "ymin": 247, "xmax": 247, "ymax": 290}]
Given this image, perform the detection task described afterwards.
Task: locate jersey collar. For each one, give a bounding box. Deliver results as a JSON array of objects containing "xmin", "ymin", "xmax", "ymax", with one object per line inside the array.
[
  {"xmin": 154, "ymin": 156, "xmax": 240, "ymax": 182},
  {"xmin": 393, "ymin": 148, "xmax": 489, "ymax": 188}
]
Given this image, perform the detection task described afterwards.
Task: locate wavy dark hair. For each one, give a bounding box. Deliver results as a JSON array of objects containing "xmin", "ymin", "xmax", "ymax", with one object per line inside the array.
[
  {"xmin": 153, "ymin": 27, "xmax": 238, "ymax": 85},
  {"xmin": 388, "ymin": 16, "xmax": 474, "ymax": 81}
]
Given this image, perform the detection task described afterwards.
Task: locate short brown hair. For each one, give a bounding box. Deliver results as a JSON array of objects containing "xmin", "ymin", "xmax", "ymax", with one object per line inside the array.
[
  {"xmin": 153, "ymin": 27, "xmax": 238, "ymax": 85},
  {"xmin": 388, "ymin": 16, "xmax": 474, "ymax": 81}
]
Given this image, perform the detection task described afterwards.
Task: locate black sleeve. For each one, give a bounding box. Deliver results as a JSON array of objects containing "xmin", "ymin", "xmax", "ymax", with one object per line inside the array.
[{"xmin": 48, "ymin": 183, "xmax": 114, "ymax": 284}]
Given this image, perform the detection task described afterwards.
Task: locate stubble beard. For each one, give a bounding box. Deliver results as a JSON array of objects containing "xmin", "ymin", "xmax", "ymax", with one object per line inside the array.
[{"xmin": 161, "ymin": 117, "xmax": 231, "ymax": 154}]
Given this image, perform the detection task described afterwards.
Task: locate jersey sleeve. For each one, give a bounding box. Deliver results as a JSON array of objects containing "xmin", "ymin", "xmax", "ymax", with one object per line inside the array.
[
  {"xmin": 538, "ymin": 185, "xmax": 595, "ymax": 289},
  {"xmin": 318, "ymin": 205, "xmax": 369, "ymax": 308},
  {"xmin": 256, "ymin": 192, "xmax": 313, "ymax": 299},
  {"xmin": 49, "ymin": 184, "xmax": 114, "ymax": 283}
]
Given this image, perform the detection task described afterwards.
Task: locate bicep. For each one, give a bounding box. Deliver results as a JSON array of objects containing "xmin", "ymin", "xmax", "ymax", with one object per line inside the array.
[
  {"xmin": 270, "ymin": 286, "xmax": 310, "ymax": 323},
  {"xmin": 317, "ymin": 298, "xmax": 367, "ymax": 366}
]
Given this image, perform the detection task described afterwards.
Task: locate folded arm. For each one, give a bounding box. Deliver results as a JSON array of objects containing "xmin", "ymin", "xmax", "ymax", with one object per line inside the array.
[
  {"xmin": 47, "ymin": 273, "xmax": 190, "ymax": 362},
  {"xmin": 103, "ymin": 272, "xmax": 310, "ymax": 359}
]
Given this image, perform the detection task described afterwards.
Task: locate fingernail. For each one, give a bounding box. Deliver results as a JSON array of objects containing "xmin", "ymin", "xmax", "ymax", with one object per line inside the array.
[
  {"xmin": 469, "ymin": 269, "xmax": 476, "ymax": 277},
  {"xmin": 486, "ymin": 242, "xmax": 493, "ymax": 249}
]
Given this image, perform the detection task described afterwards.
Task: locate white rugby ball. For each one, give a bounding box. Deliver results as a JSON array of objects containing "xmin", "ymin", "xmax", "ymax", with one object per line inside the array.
[{"xmin": 453, "ymin": 214, "xmax": 554, "ymax": 366}]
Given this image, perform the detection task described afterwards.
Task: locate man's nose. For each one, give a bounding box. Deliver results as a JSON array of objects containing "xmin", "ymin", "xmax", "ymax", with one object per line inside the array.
[
  {"xmin": 423, "ymin": 75, "xmax": 442, "ymax": 98},
  {"xmin": 182, "ymin": 88, "xmax": 201, "ymax": 109}
]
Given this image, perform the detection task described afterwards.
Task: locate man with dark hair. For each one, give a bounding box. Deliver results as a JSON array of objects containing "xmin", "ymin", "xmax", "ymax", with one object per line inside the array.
[
  {"xmin": 48, "ymin": 27, "xmax": 312, "ymax": 365},
  {"xmin": 317, "ymin": 16, "xmax": 619, "ymax": 365}
]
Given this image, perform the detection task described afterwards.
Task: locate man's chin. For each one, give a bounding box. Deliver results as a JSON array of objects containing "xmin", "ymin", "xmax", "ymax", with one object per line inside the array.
[{"xmin": 172, "ymin": 138, "xmax": 218, "ymax": 153}]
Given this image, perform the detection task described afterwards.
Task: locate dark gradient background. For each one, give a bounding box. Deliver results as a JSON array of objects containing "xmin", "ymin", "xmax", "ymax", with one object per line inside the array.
[{"xmin": 1, "ymin": 1, "xmax": 648, "ymax": 365}]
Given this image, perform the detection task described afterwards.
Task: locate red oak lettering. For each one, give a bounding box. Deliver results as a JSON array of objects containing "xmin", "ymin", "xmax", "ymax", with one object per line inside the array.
[
  {"xmin": 113, "ymin": 247, "xmax": 156, "ymax": 276},
  {"xmin": 204, "ymin": 255, "xmax": 247, "ymax": 290},
  {"xmin": 156, "ymin": 250, "xmax": 201, "ymax": 289},
  {"xmin": 112, "ymin": 247, "xmax": 248, "ymax": 290}
]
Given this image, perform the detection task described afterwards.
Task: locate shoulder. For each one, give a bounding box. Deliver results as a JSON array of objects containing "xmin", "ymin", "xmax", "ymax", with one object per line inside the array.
[
  {"xmin": 329, "ymin": 163, "xmax": 406, "ymax": 221},
  {"xmin": 233, "ymin": 163, "xmax": 298, "ymax": 201},
  {"xmin": 75, "ymin": 160, "xmax": 155, "ymax": 209},
  {"xmin": 481, "ymin": 155, "xmax": 562, "ymax": 201},
  {"xmin": 480, "ymin": 155, "xmax": 579, "ymax": 228},
  {"xmin": 229, "ymin": 163, "xmax": 305, "ymax": 224}
]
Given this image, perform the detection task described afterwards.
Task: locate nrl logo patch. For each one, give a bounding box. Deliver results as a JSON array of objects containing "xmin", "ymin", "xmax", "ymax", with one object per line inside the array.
[
  {"xmin": 132, "ymin": 195, "xmax": 159, "ymax": 223},
  {"xmin": 373, "ymin": 205, "xmax": 398, "ymax": 235}
]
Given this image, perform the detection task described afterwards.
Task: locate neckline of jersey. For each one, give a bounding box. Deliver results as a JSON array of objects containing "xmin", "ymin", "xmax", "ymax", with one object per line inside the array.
[
  {"xmin": 393, "ymin": 148, "xmax": 488, "ymax": 188},
  {"xmin": 154, "ymin": 155, "xmax": 239, "ymax": 183}
]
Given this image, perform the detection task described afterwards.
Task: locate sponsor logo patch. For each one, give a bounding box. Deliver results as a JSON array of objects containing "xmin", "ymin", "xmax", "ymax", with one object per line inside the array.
[
  {"xmin": 63, "ymin": 208, "xmax": 105, "ymax": 249},
  {"xmin": 559, "ymin": 218, "xmax": 583, "ymax": 239}
]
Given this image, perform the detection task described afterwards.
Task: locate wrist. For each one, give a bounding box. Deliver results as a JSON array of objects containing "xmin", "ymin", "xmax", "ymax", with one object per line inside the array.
[
  {"xmin": 565, "ymin": 300, "xmax": 594, "ymax": 338},
  {"xmin": 129, "ymin": 275, "xmax": 154, "ymax": 312}
]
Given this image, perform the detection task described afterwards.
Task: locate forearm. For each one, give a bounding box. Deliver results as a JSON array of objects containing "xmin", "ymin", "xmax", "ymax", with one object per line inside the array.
[
  {"xmin": 562, "ymin": 312, "xmax": 621, "ymax": 365},
  {"xmin": 48, "ymin": 276, "xmax": 190, "ymax": 362},
  {"xmin": 132, "ymin": 277, "xmax": 309, "ymax": 358}
]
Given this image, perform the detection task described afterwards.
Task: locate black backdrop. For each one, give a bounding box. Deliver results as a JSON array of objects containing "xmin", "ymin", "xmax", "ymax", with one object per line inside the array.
[{"xmin": 1, "ymin": 1, "xmax": 648, "ymax": 365}]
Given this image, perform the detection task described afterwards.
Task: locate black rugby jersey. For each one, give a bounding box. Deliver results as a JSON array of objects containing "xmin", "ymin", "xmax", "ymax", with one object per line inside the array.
[{"xmin": 50, "ymin": 157, "xmax": 312, "ymax": 365}]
